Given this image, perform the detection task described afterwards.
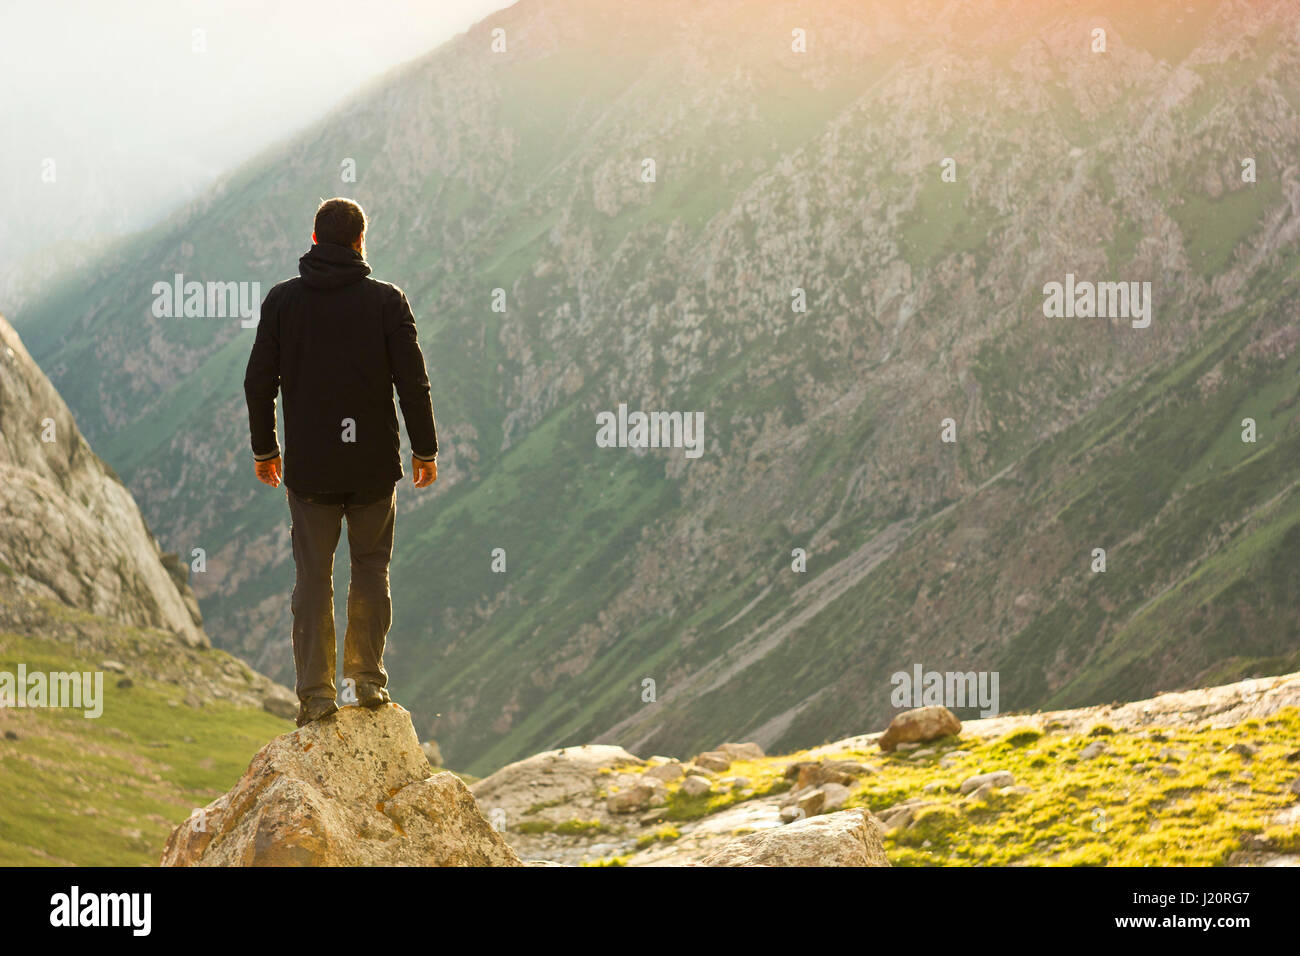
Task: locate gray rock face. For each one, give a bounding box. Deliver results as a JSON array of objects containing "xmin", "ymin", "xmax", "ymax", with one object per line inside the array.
[
  {"xmin": 160, "ymin": 704, "xmax": 519, "ymax": 866},
  {"xmin": 702, "ymin": 809, "xmax": 890, "ymax": 867},
  {"xmin": 0, "ymin": 314, "xmax": 206, "ymax": 648}
]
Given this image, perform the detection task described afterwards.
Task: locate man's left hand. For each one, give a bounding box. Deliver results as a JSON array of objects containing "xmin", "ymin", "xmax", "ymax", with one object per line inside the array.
[{"xmin": 413, "ymin": 456, "xmax": 437, "ymax": 488}]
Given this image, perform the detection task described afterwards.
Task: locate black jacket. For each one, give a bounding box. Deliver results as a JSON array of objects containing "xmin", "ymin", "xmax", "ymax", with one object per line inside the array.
[{"xmin": 243, "ymin": 242, "xmax": 438, "ymax": 494}]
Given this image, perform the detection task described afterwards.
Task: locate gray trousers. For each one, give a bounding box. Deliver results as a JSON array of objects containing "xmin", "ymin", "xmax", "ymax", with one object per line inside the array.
[{"xmin": 286, "ymin": 484, "xmax": 396, "ymax": 702}]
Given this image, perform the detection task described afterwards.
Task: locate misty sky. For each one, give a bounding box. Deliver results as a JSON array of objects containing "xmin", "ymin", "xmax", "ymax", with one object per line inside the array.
[{"xmin": 0, "ymin": 0, "xmax": 514, "ymax": 274}]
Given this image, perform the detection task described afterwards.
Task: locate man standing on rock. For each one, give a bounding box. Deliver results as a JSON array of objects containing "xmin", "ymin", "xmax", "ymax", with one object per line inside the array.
[{"xmin": 243, "ymin": 198, "xmax": 438, "ymax": 727}]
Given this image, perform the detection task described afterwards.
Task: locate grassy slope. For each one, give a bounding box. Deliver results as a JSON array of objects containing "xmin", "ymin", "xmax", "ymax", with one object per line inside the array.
[
  {"xmin": 577, "ymin": 706, "xmax": 1300, "ymax": 866},
  {"xmin": 0, "ymin": 603, "xmax": 291, "ymax": 866}
]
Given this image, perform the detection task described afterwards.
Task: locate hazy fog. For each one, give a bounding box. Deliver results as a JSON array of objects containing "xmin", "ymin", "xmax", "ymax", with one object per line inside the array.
[{"xmin": 0, "ymin": 0, "xmax": 513, "ymax": 302}]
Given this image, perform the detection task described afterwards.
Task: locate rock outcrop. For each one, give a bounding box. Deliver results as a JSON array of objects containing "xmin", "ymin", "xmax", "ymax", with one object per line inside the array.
[
  {"xmin": 161, "ymin": 704, "xmax": 520, "ymax": 866},
  {"xmin": 470, "ymin": 744, "xmax": 645, "ymax": 828},
  {"xmin": 0, "ymin": 313, "xmax": 206, "ymax": 648},
  {"xmin": 702, "ymin": 809, "xmax": 890, "ymax": 867}
]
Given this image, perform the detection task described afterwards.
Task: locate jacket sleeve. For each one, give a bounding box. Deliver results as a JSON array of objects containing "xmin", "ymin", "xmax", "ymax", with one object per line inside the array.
[
  {"xmin": 243, "ymin": 289, "xmax": 281, "ymax": 460},
  {"xmin": 384, "ymin": 289, "xmax": 438, "ymax": 461}
]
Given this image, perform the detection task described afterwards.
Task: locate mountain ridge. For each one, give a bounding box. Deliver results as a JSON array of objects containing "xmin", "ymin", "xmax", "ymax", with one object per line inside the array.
[{"xmin": 9, "ymin": 0, "xmax": 1300, "ymax": 774}]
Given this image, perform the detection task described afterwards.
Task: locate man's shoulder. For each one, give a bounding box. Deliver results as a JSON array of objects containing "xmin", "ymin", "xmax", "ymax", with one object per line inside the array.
[
  {"xmin": 264, "ymin": 276, "xmax": 300, "ymax": 301},
  {"xmin": 363, "ymin": 277, "xmax": 407, "ymax": 302}
]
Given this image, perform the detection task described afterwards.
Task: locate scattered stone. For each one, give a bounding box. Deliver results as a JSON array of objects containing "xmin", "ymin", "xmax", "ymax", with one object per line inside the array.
[
  {"xmin": 704, "ymin": 809, "xmax": 889, "ymax": 866},
  {"xmin": 939, "ymin": 750, "xmax": 971, "ymax": 769},
  {"xmin": 729, "ymin": 777, "xmax": 750, "ymax": 790},
  {"xmin": 821, "ymin": 782, "xmax": 850, "ymax": 811},
  {"xmin": 780, "ymin": 785, "xmax": 812, "ymax": 809},
  {"xmin": 645, "ymin": 762, "xmax": 684, "ymax": 782},
  {"xmin": 910, "ymin": 748, "xmax": 936, "ymax": 759},
  {"xmin": 261, "ymin": 685, "xmax": 298, "ymax": 720},
  {"xmin": 796, "ymin": 789, "xmax": 826, "ymax": 817},
  {"xmin": 1158, "ymin": 765, "xmax": 1179, "ymax": 778},
  {"xmin": 878, "ymin": 706, "xmax": 961, "ymax": 752},
  {"xmin": 639, "ymin": 807, "xmax": 670, "ymax": 827},
  {"xmin": 100, "ymin": 660, "xmax": 126, "ymax": 673},
  {"xmin": 1158, "ymin": 748, "xmax": 1187, "ymax": 763},
  {"xmin": 1289, "ymin": 777, "xmax": 1300, "ymax": 796},
  {"xmin": 830, "ymin": 760, "xmax": 876, "ymax": 776},
  {"xmin": 1226, "ymin": 743, "xmax": 1258, "ymax": 759},
  {"xmin": 779, "ymin": 806, "xmax": 806, "ymax": 824},
  {"xmin": 682, "ymin": 775, "xmax": 713, "ymax": 798},
  {"xmin": 959, "ymin": 770, "xmax": 1015, "ymax": 795},
  {"xmin": 785, "ymin": 760, "xmax": 855, "ymax": 790},
  {"xmin": 607, "ymin": 778, "xmax": 665, "ymax": 814},
  {"xmin": 717, "ymin": 742, "xmax": 764, "ymax": 761},
  {"xmin": 896, "ymin": 742, "xmax": 921, "ymax": 753},
  {"xmin": 694, "ymin": 751, "xmax": 731, "ymax": 773},
  {"xmin": 1079, "ymin": 741, "xmax": 1108, "ymax": 760},
  {"xmin": 878, "ymin": 802, "xmax": 933, "ymax": 833}
]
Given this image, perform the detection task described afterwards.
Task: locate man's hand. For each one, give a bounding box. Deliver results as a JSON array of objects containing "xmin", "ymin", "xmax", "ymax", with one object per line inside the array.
[
  {"xmin": 254, "ymin": 455, "xmax": 282, "ymax": 488},
  {"xmin": 413, "ymin": 456, "xmax": 437, "ymax": 488}
]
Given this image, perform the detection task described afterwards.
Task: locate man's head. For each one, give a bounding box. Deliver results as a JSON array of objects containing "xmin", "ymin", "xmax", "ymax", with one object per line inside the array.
[{"xmin": 312, "ymin": 197, "xmax": 367, "ymax": 258}]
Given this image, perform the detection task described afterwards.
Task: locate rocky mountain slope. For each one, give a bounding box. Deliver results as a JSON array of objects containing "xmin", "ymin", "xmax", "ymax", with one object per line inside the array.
[
  {"xmin": 0, "ymin": 313, "xmax": 206, "ymax": 648},
  {"xmin": 9, "ymin": 0, "xmax": 1300, "ymax": 774}
]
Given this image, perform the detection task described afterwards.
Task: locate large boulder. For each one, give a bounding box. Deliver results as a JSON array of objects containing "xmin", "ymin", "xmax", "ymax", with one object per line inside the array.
[
  {"xmin": 877, "ymin": 706, "xmax": 961, "ymax": 752},
  {"xmin": 160, "ymin": 704, "xmax": 520, "ymax": 866},
  {"xmin": 702, "ymin": 809, "xmax": 890, "ymax": 866}
]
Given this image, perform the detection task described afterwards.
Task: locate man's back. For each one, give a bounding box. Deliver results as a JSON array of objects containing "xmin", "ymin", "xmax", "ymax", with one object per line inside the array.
[
  {"xmin": 244, "ymin": 241, "xmax": 438, "ymax": 494},
  {"xmin": 242, "ymin": 197, "xmax": 437, "ymax": 726}
]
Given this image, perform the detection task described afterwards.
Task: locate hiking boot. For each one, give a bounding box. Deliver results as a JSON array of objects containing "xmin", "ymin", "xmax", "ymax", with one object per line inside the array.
[
  {"xmin": 296, "ymin": 696, "xmax": 339, "ymax": 727},
  {"xmin": 356, "ymin": 681, "xmax": 391, "ymax": 709}
]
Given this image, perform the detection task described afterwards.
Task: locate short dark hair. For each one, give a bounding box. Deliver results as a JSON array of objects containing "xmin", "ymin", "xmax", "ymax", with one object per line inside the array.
[{"xmin": 314, "ymin": 198, "xmax": 366, "ymax": 248}]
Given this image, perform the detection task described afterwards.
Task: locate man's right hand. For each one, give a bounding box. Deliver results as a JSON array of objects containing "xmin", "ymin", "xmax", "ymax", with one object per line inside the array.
[
  {"xmin": 254, "ymin": 455, "xmax": 282, "ymax": 488},
  {"xmin": 413, "ymin": 456, "xmax": 437, "ymax": 488}
]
